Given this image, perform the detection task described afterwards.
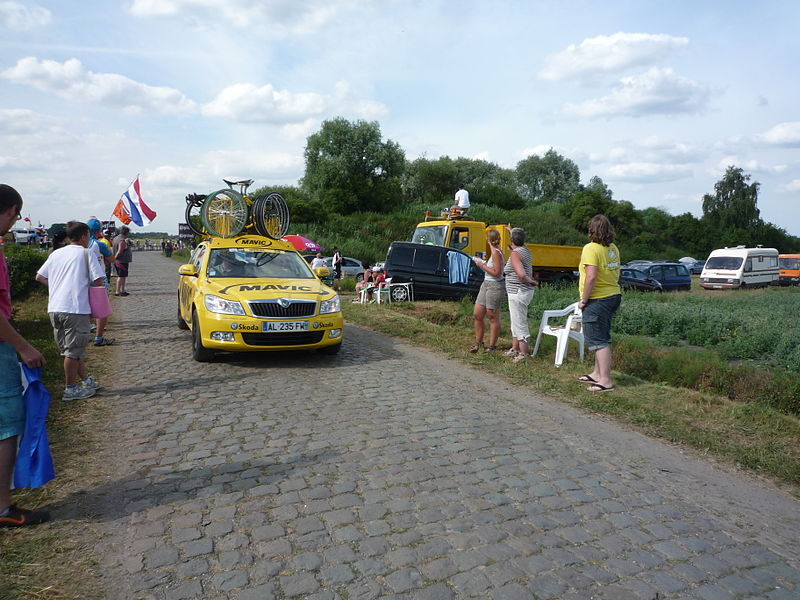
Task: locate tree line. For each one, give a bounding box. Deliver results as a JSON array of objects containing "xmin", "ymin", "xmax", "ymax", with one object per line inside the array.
[{"xmin": 257, "ymin": 117, "xmax": 799, "ymax": 260}]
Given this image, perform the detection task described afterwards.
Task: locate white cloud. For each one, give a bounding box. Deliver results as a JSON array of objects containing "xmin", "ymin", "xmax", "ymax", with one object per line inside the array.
[
  {"xmin": 539, "ymin": 32, "xmax": 688, "ymax": 82},
  {"xmin": 559, "ymin": 67, "xmax": 708, "ymax": 119},
  {"xmin": 0, "ymin": 108, "xmax": 56, "ymax": 134},
  {"xmin": 144, "ymin": 150, "xmax": 304, "ymax": 190},
  {"xmin": 784, "ymin": 179, "xmax": 800, "ymax": 192},
  {"xmin": 0, "ymin": 1, "xmax": 51, "ymax": 30},
  {"xmin": 128, "ymin": 0, "xmax": 360, "ymax": 35},
  {"xmin": 606, "ymin": 162, "xmax": 692, "ymax": 182},
  {"xmin": 596, "ymin": 137, "xmax": 703, "ymax": 165},
  {"xmin": 0, "ymin": 57, "xmax": 197, "ymax": 115},
  {"xmin": 756, "ymin": 122, "xmax": 800, "ymax": 147},
  {"xmin": 202, "ymin": 80, "xmax": 387, "ymax": 124},
  {"xmin": 714, "ymin": 156, "xmax": 788, "ymax": 175}
]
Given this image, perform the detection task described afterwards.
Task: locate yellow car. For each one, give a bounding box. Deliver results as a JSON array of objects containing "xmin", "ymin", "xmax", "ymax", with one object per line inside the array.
[{"xmin": 178, "ymin": 235, "xmax": 343, "ymax": 361}]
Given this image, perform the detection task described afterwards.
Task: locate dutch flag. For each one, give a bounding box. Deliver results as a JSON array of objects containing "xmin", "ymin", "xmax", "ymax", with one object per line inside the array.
[{"xmin": 113, "ymin": 177, "xmax": 157, "ymax": 226}]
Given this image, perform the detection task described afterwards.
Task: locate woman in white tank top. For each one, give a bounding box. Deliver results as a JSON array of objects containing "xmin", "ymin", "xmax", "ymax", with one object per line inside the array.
[{"xmin": 470, "ymin": 229, "xmax": 505, "ymax": 352}]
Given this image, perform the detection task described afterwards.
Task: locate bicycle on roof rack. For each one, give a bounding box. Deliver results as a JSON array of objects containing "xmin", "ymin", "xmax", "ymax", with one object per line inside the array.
[{"xmin": 184, "ymin": 179, "xmax": 290, "ymax": 240}]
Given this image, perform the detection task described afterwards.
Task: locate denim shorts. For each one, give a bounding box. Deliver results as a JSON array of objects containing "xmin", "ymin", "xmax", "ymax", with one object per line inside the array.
[
  {"xmin": 0, "ymin": 342, "xmax": 25, "ymax": 441},
  {"xmin": 581, "ymin": 294, "xmax": 621, "ymax": 351}
]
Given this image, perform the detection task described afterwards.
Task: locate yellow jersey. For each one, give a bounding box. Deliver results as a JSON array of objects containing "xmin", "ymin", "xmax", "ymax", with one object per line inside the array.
[{"xmin": 579, "ymin": 242, "xmax": 621, "ymax": 299}]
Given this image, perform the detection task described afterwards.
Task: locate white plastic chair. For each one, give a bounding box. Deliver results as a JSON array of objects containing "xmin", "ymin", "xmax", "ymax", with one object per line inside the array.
[{"xmin": 531, "ymin": 302, "xmax": 584, "ymax": 367}]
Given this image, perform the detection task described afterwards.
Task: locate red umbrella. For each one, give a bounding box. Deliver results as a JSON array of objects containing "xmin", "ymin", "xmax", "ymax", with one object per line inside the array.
[{"xmin": 282, "ymin": 234, "xmax": 322, "ymax": 252}]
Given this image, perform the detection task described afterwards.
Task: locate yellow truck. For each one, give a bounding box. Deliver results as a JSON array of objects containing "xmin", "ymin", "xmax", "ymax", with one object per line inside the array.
[{"xmin": 411, "ymin": 213, "xmax": 583, "ymax": 284}]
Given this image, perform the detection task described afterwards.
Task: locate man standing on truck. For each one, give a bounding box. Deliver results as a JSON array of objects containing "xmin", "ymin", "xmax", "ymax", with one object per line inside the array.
[{"xmin": 453, "ymin": 184, "xmax": 470, "ymax": 215}]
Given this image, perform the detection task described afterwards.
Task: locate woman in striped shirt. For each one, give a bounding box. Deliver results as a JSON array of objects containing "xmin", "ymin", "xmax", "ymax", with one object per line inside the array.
[{"xmin": 503, "ymin": 227, "xmax": 538, "ymax": 362}]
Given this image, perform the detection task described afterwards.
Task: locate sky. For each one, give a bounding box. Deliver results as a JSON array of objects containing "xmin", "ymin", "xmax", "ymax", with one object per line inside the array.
[{"xmin": 1, "ymin": 0, "xmax": 799, "ymax": 236}]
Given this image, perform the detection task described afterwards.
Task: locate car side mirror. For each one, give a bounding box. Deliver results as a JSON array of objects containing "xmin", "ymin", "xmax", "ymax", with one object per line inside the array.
[
  {"xmin": 178, "ymin": 264, "xmax": 197, "ymax": 276},
  {"xmin": 314, "ymin": 266, "xmax": 331, "ymax": 279}
]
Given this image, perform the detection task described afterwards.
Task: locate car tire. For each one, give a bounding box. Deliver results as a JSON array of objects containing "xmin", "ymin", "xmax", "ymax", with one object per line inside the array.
[
  {"xmin": 390, "ymin": 285, "xmax": 410, "ymax": 302},
  {"xmin": 320, "ymin": 342, "xmax": 342, "ymax": 355},
  {"xmin": 178, "ymin": 307, "xmax": 189, "ymax": 330},
  {"xmin": 192, "ymin": 311, "xmax": 214, "ymax": 362}
]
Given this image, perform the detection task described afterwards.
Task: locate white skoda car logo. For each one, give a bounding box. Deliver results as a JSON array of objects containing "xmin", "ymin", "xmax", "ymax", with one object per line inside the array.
[{"xmin": 278, "ymin": 298, "xmax": 291, "ymax": 308}]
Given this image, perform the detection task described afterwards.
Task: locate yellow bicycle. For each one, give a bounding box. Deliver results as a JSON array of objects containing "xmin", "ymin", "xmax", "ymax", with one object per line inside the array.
[{"xmin": 185, "ymin": 179, "xmax": 290, "ymax": 240}]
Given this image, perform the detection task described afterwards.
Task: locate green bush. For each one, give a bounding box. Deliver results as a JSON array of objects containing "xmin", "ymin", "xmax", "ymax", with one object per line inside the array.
[{"xmin": 4, "ymin": 244, "xmax": 47, "ymax": 300}]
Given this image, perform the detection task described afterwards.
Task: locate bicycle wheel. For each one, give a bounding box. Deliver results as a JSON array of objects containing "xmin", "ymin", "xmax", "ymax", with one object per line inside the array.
[
  {"xmin": 184, "ymin": 193, "xmax": 206, "ymax": 236},
  {"xmin": 200, "ymin": 189, "xmax": 249, "ymax": 238},
  {"xmin": 251, "ymin": 192, "xmax": 290, "ymax": 240}
]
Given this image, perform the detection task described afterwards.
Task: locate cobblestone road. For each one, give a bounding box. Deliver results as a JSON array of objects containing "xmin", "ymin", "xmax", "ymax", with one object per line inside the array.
[{"xmin": 83, "ymin": 251, "xmax": 799, "ymax": 599}]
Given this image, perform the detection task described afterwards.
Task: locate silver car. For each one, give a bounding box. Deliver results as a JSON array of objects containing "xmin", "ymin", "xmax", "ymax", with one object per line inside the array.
[{"xmin": 305, "ymin": 255, "xmax": 366, "ymax": 280}]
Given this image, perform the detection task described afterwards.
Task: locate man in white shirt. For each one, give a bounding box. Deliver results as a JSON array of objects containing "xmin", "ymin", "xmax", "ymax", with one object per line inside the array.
[
  {"xmin": 36, "ymin": 221, "xmax": 106, "ymax": 401},
  {"xmin": 454, "ymin": 184, "xmax": 470, "ymax": 215},
  {"xmin": 310, "ymin": 253, "xmax": 326, "ymax": 269}
]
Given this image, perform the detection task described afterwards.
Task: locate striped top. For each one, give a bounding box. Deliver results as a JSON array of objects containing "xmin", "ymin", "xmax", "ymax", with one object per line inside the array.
[{"xmin": 504, "ymin": 246, "xmax": 533, "ymax": 294}]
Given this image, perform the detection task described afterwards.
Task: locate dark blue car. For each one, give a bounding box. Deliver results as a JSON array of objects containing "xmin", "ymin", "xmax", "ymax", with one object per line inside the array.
[{"xmin": 638, "ymin": 262, "xmax": 692, "ymax": 291}]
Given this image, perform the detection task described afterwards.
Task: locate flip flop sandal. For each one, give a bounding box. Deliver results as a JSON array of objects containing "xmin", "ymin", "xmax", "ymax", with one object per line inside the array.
[
  {"xmin": 484, "ymin": 346, "xmax": 497, "ymax": 352},
  {"xmin": 469, "ymin": 342, "xmax": 484, "ymax": 353},
  {"xmin": 503, "ymin": 348, "xmax": 518, "ymax": 357},
  {"xmin": 587, "ymin": 383, "xmax": 615, "ymax": 392},
  {"xmin": 577, "ymin": 375, "xmax": 597, "ymax": 383},
  {"xmin": 511, "ymin": 353, "xmax": 527, "ymax": 363}
]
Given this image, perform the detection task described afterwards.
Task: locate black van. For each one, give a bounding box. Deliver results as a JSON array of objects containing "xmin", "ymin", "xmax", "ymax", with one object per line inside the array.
[{"xmin": 383, "ymin": 242, "xmax": 484, "ymax": 301}]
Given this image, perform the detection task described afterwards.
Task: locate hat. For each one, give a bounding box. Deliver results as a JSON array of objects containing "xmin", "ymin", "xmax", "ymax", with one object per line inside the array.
[
  {"xmin": 87, "ymin": 218, "xmax": 102, "ymax": 232},
  {"xmin": 372, "ymin": 266, "xmax": 382, "ymax": 272}
]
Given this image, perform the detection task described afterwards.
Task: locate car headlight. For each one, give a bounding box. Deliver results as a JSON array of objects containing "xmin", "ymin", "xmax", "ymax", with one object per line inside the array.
[
  {"xmin": 320, "ymin": 295, "xmax": 341, "ymax": 314},
  {"xmin": 204, "ymin": 294, "xmax": 245, "ymax": 315}
]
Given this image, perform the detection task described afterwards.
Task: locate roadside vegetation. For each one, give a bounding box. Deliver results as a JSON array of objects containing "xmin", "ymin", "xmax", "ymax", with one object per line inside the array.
[
  {"xmin": 0, "ymin": 291, "xmax": 107, "ymax": 599},
  {"xmin": 343, "ymin": 283, "xmax": 800, "ymax": 488}
]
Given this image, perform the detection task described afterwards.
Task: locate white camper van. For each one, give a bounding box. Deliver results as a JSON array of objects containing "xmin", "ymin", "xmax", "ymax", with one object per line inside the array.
[{"xmin": 700, "ymin": 246, "xmax": 779, "ymax": 289}]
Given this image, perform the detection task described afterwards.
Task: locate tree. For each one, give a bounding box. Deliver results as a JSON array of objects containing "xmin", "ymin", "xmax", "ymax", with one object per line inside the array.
[
  {"xmin": 585, "ymin": 175, "xmax": 613, "ymax": 202},
  {"xmin": 701, "ymin": 166, "xmax": 761, "ymax": 231},
  {"xmin": 401, "ymin": 156, "xmax": 459, "ymax": 206},
  {"xmin": 561, "ymin": 189, "xmax": 613, "ymax": 230},
  {"xmin": 515, "ymin": 149, "xmax": 580, "ymax": 204},
  {"xmin": 302, "ymin": 118, "xmax": 405, "ymax": 214}
]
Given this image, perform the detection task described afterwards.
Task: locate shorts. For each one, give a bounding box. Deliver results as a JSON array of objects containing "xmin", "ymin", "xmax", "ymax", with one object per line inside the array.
[
  {"xmin": 581, "ymin": 294, "xmax": 621, "ymax": 351},
  {"xmin": 475, "ymin": 280, "xmax": 505, "ymax": 310},
  {"xmin": 507, "ymin": 288, "xmax": 534, "ymax": 341},
  {"xmin": 49, "ymin": 312, "xmax": 92, "ymax": 360},
  {"xmin": 0, "ymin": 342, "xmax": 25, "ymax": 440},
  {"xmin": 115, "ymin": 262, "xmax": 129, "ymax": 277}
]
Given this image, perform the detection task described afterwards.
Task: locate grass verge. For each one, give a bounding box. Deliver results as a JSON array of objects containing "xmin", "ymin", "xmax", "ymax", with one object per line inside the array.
[
  {"xmin": 342, "ymin": 297, "xmax": 800, "ymax": 489},
  {"xmin": 1, "ymin": 291, "xmax": 111, "ymax": 599}
]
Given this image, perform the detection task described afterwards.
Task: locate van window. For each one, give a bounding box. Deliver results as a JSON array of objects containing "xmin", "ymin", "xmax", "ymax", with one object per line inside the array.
[
  {"xmin": 705, "ymin": 256, "xmax": 743, "ymax": 270},
  {"xmin": 412, "ymin": 225, "xmax": 446, "ymax": 246},
  {"xmin": 449, "ymin": 228, "xmax": 470, "ymax": 251},
  {"xmin": 744, "ymin": 259, "xmax": 752, "ymax": 272},
  {"xmin": 650, "ymin": 266, "xmax": 663, "ymax": 278},
  {"xmin": 780, "ymin": 257, "xmax": 800, "ymax": 270},
  {"xmin": 389, "ymin": 246, "xmax": 414, "ymax": 267},
  {"xmin": 675, "ymin": 265, "xmax": 688, "ymax": 276},
  {"xmin": 414, "ymin": 248, "xmax": 441, "ymax": 271}
]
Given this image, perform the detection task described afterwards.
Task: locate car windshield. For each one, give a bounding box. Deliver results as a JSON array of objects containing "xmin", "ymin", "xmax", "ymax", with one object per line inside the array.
[
  {"xmin": 705, "ymin": 256, "xmax": 743, "ymax": 270},
  {"xmin": 412, "ymin": 225, "xmax": 447, "ymax": 246},
  {"xmin": 207, "ymin": 248, "xmax": 315, "ymax": 279},
  {"xmin": 780, "ymin": 257, "xmax": 800, "ymax": 270}
]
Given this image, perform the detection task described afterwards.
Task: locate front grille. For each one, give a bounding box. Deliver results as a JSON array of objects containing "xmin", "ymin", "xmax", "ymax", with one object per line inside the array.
[
  {"xmin": 241, "ymin": 331, "xmax": 325, "ymax": 346},
  {"xmin": 705, "ymin": 278, "xmax": 733, "ymax": 283},
  {"xmin": 249, "ymin": 300, "xmax": 316, "ymax": 318}
]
